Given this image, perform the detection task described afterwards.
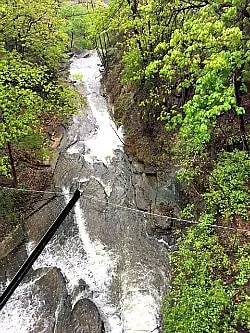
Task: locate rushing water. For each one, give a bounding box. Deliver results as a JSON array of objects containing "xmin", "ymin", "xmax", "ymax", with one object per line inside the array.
[{"xmin": 0, "ymin": 51, "xmax": 169, "ymax": 333}]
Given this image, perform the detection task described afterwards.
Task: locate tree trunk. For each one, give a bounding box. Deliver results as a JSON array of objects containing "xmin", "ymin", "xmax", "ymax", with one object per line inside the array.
[
  {"xmin": 126, "ymin": 0, "xmax": 143, "ymax": 56},
  {"xmin": 234, "ymin": 72, "xmax": 249, "ymax": 151},
  {"xmin": 7, "ymin": 142, "xmax": 18, "ymax": 187},
  {"xmin": 70, "ymin": 31, "xmax": 74, "ymax": 50},
  {"xmin": 239, "ymin": 113, "xmax": 249, "ymax": 151}
]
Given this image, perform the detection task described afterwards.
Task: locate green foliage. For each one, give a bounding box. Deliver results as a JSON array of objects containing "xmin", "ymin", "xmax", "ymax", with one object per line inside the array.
[
  {"xmin": 0, "ymin": 189, "xmax": 22, "ymax": 224},
  {"xmin": 59, "ymin": 3, "xmax": 92, "ymax": 51},
  {"xmin": 162, "ymin": 215, "xmax": 250, "ymax": 332},
  {"xmin": 179, "ymin": 51, "xmax": 241, "ymax": 154},
  {"xmin": 204, "ymin": 151, "xmax": 250, "ymax": 219},
  {"xmin": 163, "ymin": 216, "xmax": 233, "ymax": 333},
  {"xmin": 170, "ymin": 151, "xmax": 250, "ymax": 332},
  {"xmin": 157, "ymin": 2, "xmax": 248, "ymax": 154},
  {"xmin": 180, "ymin": 204, "xmax": 195, "ymax": 220},
  {"xmin": 0, "ymin": 0, "xmax": 81, "ymax": 177},
  {"xmin": 0, "ymin": 54, "xmax": 44, "ymax": 146},
  {"xmin": 122, "ymin": 46, "xmax": 144, "ymax": 83},
  {"xmin": 0, "ymin": 156, "xmax": 9, "ymax": 174},
  {"xmin": 235, "ymin": 300, "xmax": 250, "ymax": 329},
  {"xmin": 235, "ymin": 244, "xmax": 250, "ymax": 287},
  {"xmin": 86, "ymin": 0, "xmax": 129, "ymax": 45},
  {"xmin": 93, "ymin": 0, "xmax": 250, "ymax": 153},
  {"xmin": 177, "ymin": 163, "xmax": 202, "ymax": 185},
  {"xmin": 0, "ymin": 0, "xmax": 68, "ymax": 70}
]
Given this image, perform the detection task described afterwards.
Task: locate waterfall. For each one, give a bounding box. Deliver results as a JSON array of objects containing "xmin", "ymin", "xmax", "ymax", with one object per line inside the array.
[{"xmin": 0, "ymin": 51, "xmax": 169, "ymax": 333}]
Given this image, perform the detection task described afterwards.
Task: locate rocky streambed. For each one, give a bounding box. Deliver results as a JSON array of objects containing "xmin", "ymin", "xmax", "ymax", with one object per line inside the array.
[{"xmin": 0, "ymin": 51, "xmax": 182, "ymax": 333}]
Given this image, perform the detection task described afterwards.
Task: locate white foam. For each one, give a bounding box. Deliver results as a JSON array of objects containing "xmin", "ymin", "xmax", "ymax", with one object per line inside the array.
[
  {"xmin": 120, "ymin": 268, "xmax": 161, "ymax": 333},
  {"xmin": 84, "ymin": 94, "xmax": 123, "ymax": 165},
  {"xmin": 26, "ymin": 237, "xmax": 88, "ymax": 294},
  {"xmin": 0, "ymin": 278, "xmax": 45, "ymax": 333},
  {"xmin": 69, "ymin": 52, "xmax": 123, "ymax": 165},
  {"xmin": 121, "ymin": 292, "xmax": 160, "ymax": 332},
  {"xmin": 64, "ymin": 188, "xmax": 122, "ymax": 332}
]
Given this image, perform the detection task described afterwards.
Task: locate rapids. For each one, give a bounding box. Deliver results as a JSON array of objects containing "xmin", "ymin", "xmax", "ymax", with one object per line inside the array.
[{"xmin": 0, "ymin": 51, "xmax": 169, "ymax": 333}]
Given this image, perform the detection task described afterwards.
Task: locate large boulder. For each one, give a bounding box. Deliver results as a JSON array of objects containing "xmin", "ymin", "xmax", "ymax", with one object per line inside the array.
[
  {"xmin": 69, "ymin": 298, "xmax": 105, "ymax": 333},
  {"xmin": 30, "ymin": 267, "xmax": 71, "ymax": 333}
]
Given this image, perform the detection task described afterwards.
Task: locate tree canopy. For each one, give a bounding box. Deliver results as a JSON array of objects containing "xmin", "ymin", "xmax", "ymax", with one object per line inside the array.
[
  {"xmin": 0, "ymin": 0, "xmax": 80, "ymax": 184},
  {"xmin": 90, "ymin": 0, "xmax": 250, "ymax": 153}
]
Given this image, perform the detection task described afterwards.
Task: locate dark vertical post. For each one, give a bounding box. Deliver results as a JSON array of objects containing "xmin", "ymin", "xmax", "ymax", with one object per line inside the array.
[
  {"xmin": 234, "ymin": 72, "xmax": 249, "ymax": 151},
  {"xmin": 71, "ymin": 31, "xmax": 74, "ymax": 50},
  {"xmin": 7, "ymin": 142, "xmax": 18, "ymax": 188},
  {"xmin": 0, "ymin": 189, "xmax": 81, "ymax": 311}
]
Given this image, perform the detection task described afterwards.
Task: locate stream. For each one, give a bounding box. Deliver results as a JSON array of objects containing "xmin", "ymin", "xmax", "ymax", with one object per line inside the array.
[{"xmin": 0, "ymin": 51, "xmax": 170, "ymax": 333}]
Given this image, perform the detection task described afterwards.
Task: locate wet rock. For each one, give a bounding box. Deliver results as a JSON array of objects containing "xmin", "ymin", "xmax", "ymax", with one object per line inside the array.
[
  {"xmin": 130, "ymin": 164, "xmax": 184, "ymax": 245},
  {"xmin": 78, "ymin": 278, "xmax": 89, "ymax": 291},
  {"xmin": 156, "ymin": 178, "xmax": 181, "ymax": 208},
  {"xmin": 0, "ymin": 240, "xmax": 27, "ymax": 284},
  {"xmin": 72, "ymin": 279, "xmax": 90, "ymax": 301},
  {"xmin": 134, "ymin": 173, "xmax": 158, "ymax": 211},
  {"xmin": 0, "ymin": 223, "xmax": 27, "ymax": 284},
  {"xmin": 144, "ymin": 166, "xmax": 157, "ymax": 175},
  {"xmin": 31, "ymin": 267, "xmax": 71, "ymax": 333},
  {"xmin": 0, "ymin": 225, "xmax": 24, "ymax": 261},
  {"xmin": 69, "ymin": 298, "xmax": 104, "ymax": 333},
  {"xmin": 131, "ymin": 161, "xmax": 145, "ymax": 174},
  {"xmin": 25, "ymin": 195, "xmax": 63, "ymax": 245},
  {"xmin": 131, "ymin": 161, "xmax": 156, "ymax": 175},
  {"xmin": 146, "ymin": 217, "xmax": 172, "ymax": 237}
]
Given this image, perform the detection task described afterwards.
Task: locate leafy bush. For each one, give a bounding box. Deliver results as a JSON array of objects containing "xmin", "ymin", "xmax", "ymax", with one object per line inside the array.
[
  {"xmin": 204, "ymin": 151, "xmax": 250, "ymax": 219},
  {"xmin": 0, "ymin": 189, "xmax": 22, "ymax": 226},
  {"xmin": 162, "ymin": 215, "xmax": 250, "ymax": 332}
]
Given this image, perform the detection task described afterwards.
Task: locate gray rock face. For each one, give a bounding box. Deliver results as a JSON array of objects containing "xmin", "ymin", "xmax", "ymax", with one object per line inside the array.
[
  {"xmin": 25, "ymin": 195, "xmax": 63, "ymax": 245},
  {"xmin": 70, "ymin": 298, "xmax": 104, "ymax": 333},
  {"xmin": 155, "ymin": 173, "xmax": 182, "ymax": 211},
  {"xmin": 134, "ymin": 172, "xmax": 157, "ymax": 211},
  {"xmin": 130, "ymin": 160, "xmax": 183, "ymax": 244}
]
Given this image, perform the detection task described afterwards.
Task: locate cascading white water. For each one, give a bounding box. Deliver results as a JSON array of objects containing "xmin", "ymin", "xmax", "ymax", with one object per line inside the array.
[
  {"xmin": 0, "ymin": 51, "xmax": 168, "ymax": 333},
  {"xmin": 68, "ymin": 52, "xmax": 123, "ymax": 164},
  {"xmin": 67, "ymin": 52, "xmax": 166, "ymax": 332},
  {"xmin": 0, "ymin": 279, "xmax": 46, "ymax": 333}
]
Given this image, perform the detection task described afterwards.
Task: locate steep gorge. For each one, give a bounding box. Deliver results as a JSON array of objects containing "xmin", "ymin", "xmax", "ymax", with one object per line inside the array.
[{"xmin": 0, "ymin": 51, "xmax": 179, "ymax": 333}]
